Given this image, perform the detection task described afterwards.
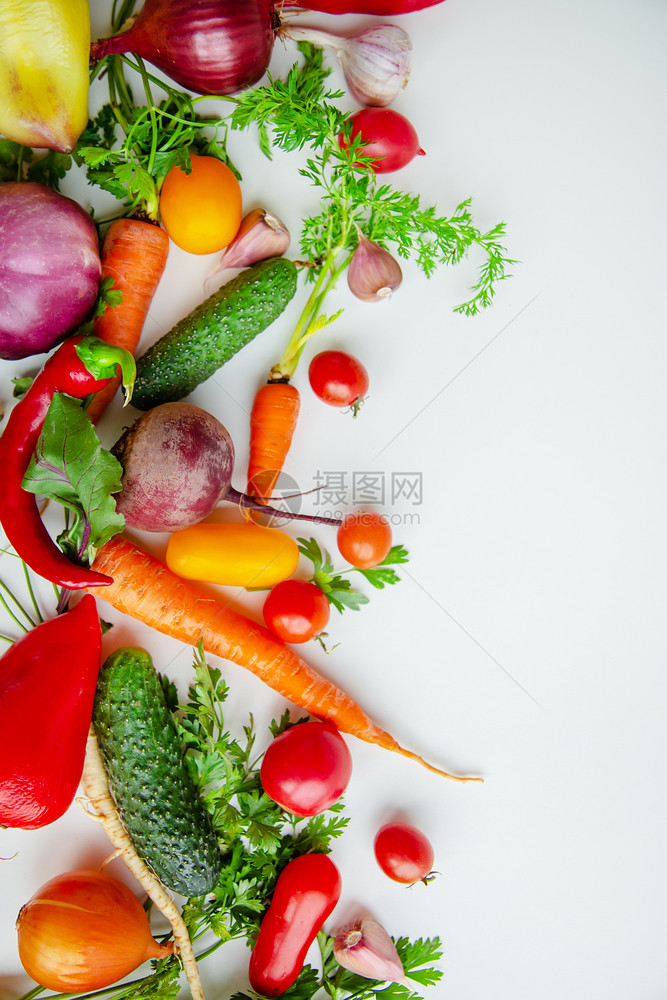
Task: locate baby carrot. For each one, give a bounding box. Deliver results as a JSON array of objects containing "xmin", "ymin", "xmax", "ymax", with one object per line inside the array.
[
  {"xmin": 88, "ymin": 535, "xmax": 480, "ymax": 783},
  {"xmin": 246, "ymin": 381, "xmax": 301, "ymax": 502},
  {"xmin": 87, "ymin": 218, "xmax": 169, "ymax": 423}
]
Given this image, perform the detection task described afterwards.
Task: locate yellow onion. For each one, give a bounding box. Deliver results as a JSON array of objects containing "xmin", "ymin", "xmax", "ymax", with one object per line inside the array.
[
  {"xmin": 16, "ymin": 870, "xmax": 173, "ymax": 993},
  {"xmin": 0, "ymin": 0, "xmax": 90, "ymax": 152}
]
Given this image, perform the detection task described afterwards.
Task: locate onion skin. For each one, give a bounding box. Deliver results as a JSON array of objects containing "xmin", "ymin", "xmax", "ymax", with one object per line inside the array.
[
  {"xmin": 16, "ymin": 870, "xmax": 173, "ymax": 992},
  {"xmin": 0, "ymin": 182, "xmax": 101, "ymax": 361},
  {"xmin": 90, "ymin": 0, "xmax": 278, "ymax": 96},
  {"xmin": 284, "ymin": 0, "xmax": 443, "ymax": 12}
]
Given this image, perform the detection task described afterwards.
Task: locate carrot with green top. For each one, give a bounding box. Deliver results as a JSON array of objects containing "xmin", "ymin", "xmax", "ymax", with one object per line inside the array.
[
  {"xmin": 238, "ymin": 52, "xmax": 512, "ymax": 505},
  {"xmin": 88, "ymin": 534, "xmax": 480, "ymax": 783}
]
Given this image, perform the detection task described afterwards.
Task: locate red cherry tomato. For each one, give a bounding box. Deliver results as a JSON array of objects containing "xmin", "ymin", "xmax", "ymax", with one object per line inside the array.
[
  {"xmin": 263, "ymin": 580, "xmax": 331, "ymax": 644},
  {"xmin": 260, "ymin": 720, "xmax": 353, "ymax": 817},
  {"xmin": 374, "ymin": 822, "xmax": 435, "ymax": 884},
  {"xmin": 337, "ymin": 510, "xmax": 392, "ymax": 569},
  {"xmin": 249, "ymin": 853, "xmax": 342, "ymax": 996},
  {"xmin": 339, "ymin": 108, "xmax": 425, "ymax": 174},
  {"xmin": 308, "ymin": 350, "xmax": 369, "ymax": 411}
]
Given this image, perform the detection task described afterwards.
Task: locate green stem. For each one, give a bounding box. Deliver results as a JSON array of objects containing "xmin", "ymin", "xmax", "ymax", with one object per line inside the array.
[
  {"xmin": 15, "ymin": 987, "xmax": 45, "ymax": 1000},
  {"xmin": 135, "ymin": 58, "xmax": 159, "ymax": 178},
  {"xmin": 111, "ymin": 0, "xmax": 137, "ymax": 32},
  {"xmin": 0, "ymin": 580, "xmax": 36, "ymax": 631},
  {"xmin": 22, "ymin": 561, "xmax": 44, "ymax": 623},
  {"xmin": 272, "ymin": 248, "xmax": 351, "ymax": 380}
]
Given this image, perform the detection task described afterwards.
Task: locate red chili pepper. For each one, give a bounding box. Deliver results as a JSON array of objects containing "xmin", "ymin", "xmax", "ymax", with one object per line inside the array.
[
  {"xmin": 0, "ymin": 334, "xmax": 135, "ymax": 589},
  {"xmin": 288, "ymin": 0, "xmax": 444, "ymax": 12},
  {"xmin": 249, "ymin": 853, "xmax": 342, "ymax": 996},
  {"xmin": 0, "ymin": 594, "xmax": 102, "ymax": 830}
]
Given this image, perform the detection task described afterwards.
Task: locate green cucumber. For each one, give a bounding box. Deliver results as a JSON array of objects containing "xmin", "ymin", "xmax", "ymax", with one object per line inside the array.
[
  {"xmin": 132, "ymin": 257, "xmax": 298, "ymax": 410},
  {"xmin": 92, "ymin": 646, "xmax": 221, "ymax": 897}
]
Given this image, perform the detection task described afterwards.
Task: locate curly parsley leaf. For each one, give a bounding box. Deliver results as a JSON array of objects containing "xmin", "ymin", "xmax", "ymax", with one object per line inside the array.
[
  {"xmin": 175, "ymin": 644, "xmax": 348, "ymax": 948},
  {"xmin": 297, "ymin": 537, "xmax": 408, "ymax": 612},
  {"xmin": 75, "ymin": 55, "xmax": 238, "ymax": 218},
  {"xmin": 95, "ymin": 276, "xmax": 124, "ymax": 317},
  {"xmin": 296, "ymin": 537, "xmax": 370, "ymax": 614},
  {"xmin": 0, "ymin": 138, "xmax": 71, "ymax": 187},
  {"xmin": 21, "ymin": 392, "xmax": 125, "ymax": 566}
]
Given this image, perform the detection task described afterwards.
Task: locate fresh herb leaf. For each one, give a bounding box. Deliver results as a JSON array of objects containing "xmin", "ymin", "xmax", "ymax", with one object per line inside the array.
[
  {"xmin": 95, "ymin": 275, "xmax": 124, "ymax": 317},
  {"xmin": 21, "ymin": 393, "xmax": 125, "ymax": 565},
  {"xmin": 75, "ymin": 56, "xmax": 237, "ymax": 218},
  {"xmin": 176, "ymin": 644, "xmax": 348, "ymax": 950},
  {"xmin": 356, "ymin": 545, "xmax": 410, "ymax": 590},
  {"xmin": 0, "ymin": 138, "xmax": 71, "ymax": 187},
  {"xmin": 297, "ymin": 537, "xmax": 408, "ymax": 612},
  {"xmin": 108, "ymin": 956, "xmax": 182, "ymax": 1000}
]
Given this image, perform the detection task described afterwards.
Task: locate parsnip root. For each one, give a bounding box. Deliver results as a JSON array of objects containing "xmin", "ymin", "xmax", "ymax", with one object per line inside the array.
[{"xmin": 80, "ymin": 727, "xmax": 205, "ymax": 1000}]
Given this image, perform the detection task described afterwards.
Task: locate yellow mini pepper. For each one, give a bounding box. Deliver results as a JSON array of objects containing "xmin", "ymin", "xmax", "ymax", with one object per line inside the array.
[
  {"xmin": 0, "ymin": 0, "xmax": 90, "ymax": 152},
  {"xmin": 166, "ymin": 522, "xmax": 300, "ymax": 590}
]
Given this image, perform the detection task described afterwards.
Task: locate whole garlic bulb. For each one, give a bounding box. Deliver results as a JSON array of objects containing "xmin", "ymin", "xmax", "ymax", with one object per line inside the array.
[
  {"xmin": 284, "ymin": 24, "xmax": 412, "ymax": 107},
  {"xmin": 338, "ymin": 25, "xmax": 412, "ymax": 107}
]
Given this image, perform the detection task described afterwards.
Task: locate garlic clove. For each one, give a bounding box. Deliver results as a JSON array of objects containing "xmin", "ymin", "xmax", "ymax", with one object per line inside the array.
[
  {"xmin": 209, "ymin": 208, "xmax": 291, "ymax": 280},
  {"xmin": 347, "ymin": 229, "xmax": 403, "ymax": 302},
  {"xmin": 339, "ymin": 26, "xmax": 412, "ymax": 107},
  {"xmin": 333, "ymin": 916, "xmax": 406, "ymax": 983}
]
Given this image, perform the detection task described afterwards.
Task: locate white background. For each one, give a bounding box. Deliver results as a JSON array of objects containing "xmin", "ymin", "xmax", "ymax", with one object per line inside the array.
[{"xmin": 2, "ymin": 0, "xmax": 667, "ymax": 998}]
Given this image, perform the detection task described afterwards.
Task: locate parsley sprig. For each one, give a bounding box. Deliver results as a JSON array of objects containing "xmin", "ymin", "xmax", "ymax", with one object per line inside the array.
[
  {"xmin": 297, "ymin": 538, "xmax": 409, "ymax": 614},
  {"xmin": 77, "ymin": 52, "xmax": 236, "ymax": 220},
  {"xmin": 230, "ymin": 43, "xmax": 515, "ymax": 378},
  {"xmin": 0, "ymin": 138, "xmax": 71, "ymax": 188}
]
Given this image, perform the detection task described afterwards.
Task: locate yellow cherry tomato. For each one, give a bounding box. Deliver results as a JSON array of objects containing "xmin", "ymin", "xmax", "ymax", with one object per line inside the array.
[
  {"xmin": 166, "ymin": 522, "xmax": 299, "ymax": 589},
  {"xmin": 159, "ymin": 155, "xmax": 242, "ymax": 255}
]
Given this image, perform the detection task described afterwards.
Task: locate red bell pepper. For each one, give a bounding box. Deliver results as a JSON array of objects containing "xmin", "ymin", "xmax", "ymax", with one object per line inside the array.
[
  {"xmin": 249, "ymin": 853, "xmax": 342, "ymax": 996},
  {"xmin": 0, "ymin": 334, "xmax": 135, "ymax": 589},
  {"xmin": 0, "ymin": 594, "xmax": 102, "ymax": 830}
]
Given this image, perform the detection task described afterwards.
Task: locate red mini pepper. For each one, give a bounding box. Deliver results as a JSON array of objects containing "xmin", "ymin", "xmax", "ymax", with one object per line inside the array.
[
  {"xmin": 249, "ymin": 853, "xmax": 342, "ymax": 996},
  {"xmin": 0, "ymin": 594, "xmax": 102, "ymax": 830},
  {"xmin": 0, "ymin": 334, "xmax": 135, "ymax": 589}
]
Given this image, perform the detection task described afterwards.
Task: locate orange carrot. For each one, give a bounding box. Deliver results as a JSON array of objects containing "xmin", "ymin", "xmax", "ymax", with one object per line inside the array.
[
  {"xmin": 87, "ymin": 218, "xmax": 169, "ymax": 424},
  {"xmin": 246, "ymin": 381, "xmax": 300, "ymax": 502},
  {"xmin": 88, "ymin": 534, "xmax": 480, "ymax": 783}
]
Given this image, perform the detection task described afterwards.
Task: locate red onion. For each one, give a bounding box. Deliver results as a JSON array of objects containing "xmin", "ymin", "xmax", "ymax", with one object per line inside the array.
[
  {"xmin": 0, "ymin": 182, "xmax": 101, "ymax": 361},
  {"xmin": 341, "ymin": 108, "xmax": 425, "ymax": 173},
  {"xmin": 90, "ymin": 0, "xmax": 280, "ymax": 96}
]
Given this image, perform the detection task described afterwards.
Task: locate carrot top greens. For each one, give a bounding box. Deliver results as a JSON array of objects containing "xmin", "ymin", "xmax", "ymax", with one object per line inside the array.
[{"xmin": 228, "ymin": 43, "xmax": 514, "ymax": 378}]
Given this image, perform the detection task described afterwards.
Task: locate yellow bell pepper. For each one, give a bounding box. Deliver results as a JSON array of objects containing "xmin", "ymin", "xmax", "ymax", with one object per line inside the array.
[
  {"xmin": 166, "ymin": 522, "xmax": 300, "ymax": 589},
  {"xmin": 0, "ymin": 0, "xmax": 90, "ymax": 152}
]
